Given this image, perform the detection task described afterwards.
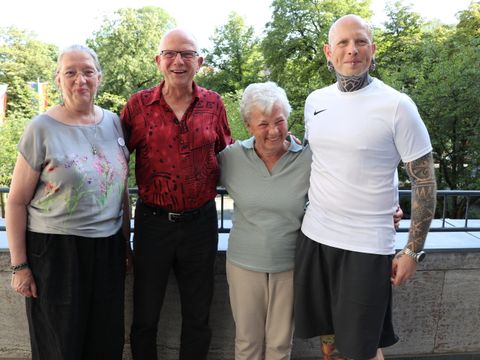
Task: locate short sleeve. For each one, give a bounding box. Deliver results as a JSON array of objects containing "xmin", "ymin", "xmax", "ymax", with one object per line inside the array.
[
  {"xmin": 214, "ymin": 96, "xmax": 233, "ymax": 154},
  {"xmin": 109, "ymin": 110, "xmax": 130, "ymax": 162},
  {"xmin": 394, "ymin": 94, "xmax": 432, "ymax": 163},
  {"xmin": 17, "ymin": 116, "xmax": 47, "ymax": 171}
]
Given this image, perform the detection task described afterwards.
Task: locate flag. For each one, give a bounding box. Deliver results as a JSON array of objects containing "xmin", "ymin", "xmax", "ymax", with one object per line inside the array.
[{"xmin": 28, "ymin": 81, "xmax": 49, "ymax": 113}]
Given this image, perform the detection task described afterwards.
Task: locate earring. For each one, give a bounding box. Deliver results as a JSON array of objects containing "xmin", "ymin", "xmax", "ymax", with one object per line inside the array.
[
  {"xmin": 327, "ymin": 60, "xmax": 334, "ymax": 72},
  {"xmin": 369, "ymin": 58, "xmax": 377, "ymax": 72}
]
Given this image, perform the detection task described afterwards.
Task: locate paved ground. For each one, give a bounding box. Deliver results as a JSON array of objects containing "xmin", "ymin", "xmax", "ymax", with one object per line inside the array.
[{"xmin": 1, "ymin": 353, "xmax": 480, "ymax": 360}]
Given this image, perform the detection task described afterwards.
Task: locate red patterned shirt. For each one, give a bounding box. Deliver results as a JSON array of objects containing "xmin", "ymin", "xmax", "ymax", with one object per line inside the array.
[{"xmin": 121, "ymin": 81, "xmax": 233, "ymax": 212}]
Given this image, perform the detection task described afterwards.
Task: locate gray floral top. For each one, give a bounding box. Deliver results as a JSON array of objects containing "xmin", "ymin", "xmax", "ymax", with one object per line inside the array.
[{"xmin": 18, "ymin": 110, "xmax": 129, "ymax": 237}]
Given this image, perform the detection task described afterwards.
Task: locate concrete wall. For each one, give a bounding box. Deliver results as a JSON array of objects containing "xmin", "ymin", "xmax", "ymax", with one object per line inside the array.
[{"xmin": 1, "ymin": 249, "xmax": 479, "ymax": 359}]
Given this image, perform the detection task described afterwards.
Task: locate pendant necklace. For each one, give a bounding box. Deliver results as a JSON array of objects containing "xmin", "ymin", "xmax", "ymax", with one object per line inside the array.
[
  {"xmin": 90, "ymin": 122, "xmax": 98, "ymax": 155},
  {"xmin": 82, "ymin": 114, "xmax": 98, "ymax": 155}
]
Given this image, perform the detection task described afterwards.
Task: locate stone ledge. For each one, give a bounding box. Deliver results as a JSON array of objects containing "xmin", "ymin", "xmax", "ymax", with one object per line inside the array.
[{"xmin": 1, "ymin": 249, "xmax": 479, "ymax": 359}]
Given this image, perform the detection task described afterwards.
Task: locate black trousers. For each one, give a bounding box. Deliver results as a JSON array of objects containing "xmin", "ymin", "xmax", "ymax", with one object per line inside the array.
[
  {"xmin": 130, "ymin": 200, "xmax": 218, "ymax": 360},
  {"xmin": 25, "ymin": 231, "xmax": 126, "ymax": 360}
]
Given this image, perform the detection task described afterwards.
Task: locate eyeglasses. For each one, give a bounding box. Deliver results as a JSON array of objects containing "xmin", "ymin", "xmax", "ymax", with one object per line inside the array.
[
  {"xmin": 62, "ymin": 69, "xmax": 98, "ymax": 79},
  {"xmin": 159, "ymin": 50, "xmax": 199, "ymax": 60}
]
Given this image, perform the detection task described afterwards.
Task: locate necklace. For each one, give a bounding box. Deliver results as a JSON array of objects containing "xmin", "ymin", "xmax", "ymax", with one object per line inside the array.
[
  {"xmin": 60, "ymin": 104, "xmax": 99, "ymax": 155},
  {"xmin": 90, "ymin": 121, "xmax": 98, "ymax": 155},
  {"xmin": 80, "ymin": 114, "xmax": 98, "ymax": 155}
]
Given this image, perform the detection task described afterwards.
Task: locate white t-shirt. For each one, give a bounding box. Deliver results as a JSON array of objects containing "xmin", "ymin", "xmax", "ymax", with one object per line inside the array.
[{"xmin": 302, "ymin": 78, "xmax": 432, "ymax": 255}]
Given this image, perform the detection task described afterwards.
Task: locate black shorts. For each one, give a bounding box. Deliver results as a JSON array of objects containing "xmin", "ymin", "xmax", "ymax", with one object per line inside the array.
[{"xmin": 294, "ymin": 232, "xmax": 399, "ymax": 359}]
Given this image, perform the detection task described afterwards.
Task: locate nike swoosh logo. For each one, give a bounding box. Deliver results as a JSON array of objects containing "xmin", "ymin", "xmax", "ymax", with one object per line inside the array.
[{"xmin": 314, "ymin": 109, "xmax": 327, "ymax": 116}]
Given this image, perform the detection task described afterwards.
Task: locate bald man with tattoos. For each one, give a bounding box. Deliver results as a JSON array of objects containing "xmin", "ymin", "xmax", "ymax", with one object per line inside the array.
[{"xmin": 293, "ymin": 14, "xmax": 437, "ymax": 360}]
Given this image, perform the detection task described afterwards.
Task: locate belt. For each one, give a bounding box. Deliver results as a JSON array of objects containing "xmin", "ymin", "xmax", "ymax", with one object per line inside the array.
[{"xmin": 139, "ymin": 199, "xmax": 214, "ymax": 223}]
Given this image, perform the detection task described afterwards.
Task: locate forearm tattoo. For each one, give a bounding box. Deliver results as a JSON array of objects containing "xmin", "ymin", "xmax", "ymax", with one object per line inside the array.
[
  {"xmin": 405, "ymin": 152, "xmax": 437, "ymax": 252},
  {"xmin": 336, "ymin": 72, "xmax": 373, "ymax": 92}
]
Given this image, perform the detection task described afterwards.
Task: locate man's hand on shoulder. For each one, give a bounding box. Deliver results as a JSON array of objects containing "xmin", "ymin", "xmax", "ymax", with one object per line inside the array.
[{"xmin": 287, "ymin": 132, "xmax": 302, "ymax": 145}]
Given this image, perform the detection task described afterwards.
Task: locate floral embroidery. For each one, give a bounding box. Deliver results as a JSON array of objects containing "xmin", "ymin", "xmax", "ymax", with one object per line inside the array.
[
  {"xmin": 27, "ymin": 113, "xmax": 128, "ymax": 236},
  {"xmin": 38, "ymin": 181, "xmax": 60, "ymax": 211},
  {"xmin": 93, "ymin": 152, "xmax": 116, "ymax": 207}
]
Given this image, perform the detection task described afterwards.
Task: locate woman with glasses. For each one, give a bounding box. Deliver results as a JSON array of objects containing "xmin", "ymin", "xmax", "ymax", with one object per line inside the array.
[
  {"xmin": 218, "ymin": 82, "xmax": 311, "ymax": 359},
  {"xmin": 6, "ymin": 44, "xmax": 130, "ymax": 360},
  {"xmin": 218, "ymin": 82, "xmax": 403, "ymax": 360}
]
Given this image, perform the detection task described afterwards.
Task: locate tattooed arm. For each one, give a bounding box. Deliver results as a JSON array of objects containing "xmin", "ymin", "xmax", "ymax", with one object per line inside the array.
[
  {"xmin": 404, "ymin": 152, "xmax": 437, "ymax": 251},
  {"xmin": 391, "ymin": 152, "xmax": 437, "ymax": 286}
]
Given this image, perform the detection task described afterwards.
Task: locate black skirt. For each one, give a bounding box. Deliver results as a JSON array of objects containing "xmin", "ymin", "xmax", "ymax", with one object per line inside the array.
[{"xmin": 294, "ymin": 232, "xmax": 399, "ymax": 360}]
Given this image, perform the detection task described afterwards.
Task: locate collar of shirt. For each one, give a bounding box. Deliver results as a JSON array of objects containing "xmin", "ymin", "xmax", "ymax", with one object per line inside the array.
[
  {"xmin": 142, "ymin": 80, "xmax": 201, "ymax": 106},
  {"xmin": 240, "ymin": 135, "xmax": 303, "ymax": 153}
]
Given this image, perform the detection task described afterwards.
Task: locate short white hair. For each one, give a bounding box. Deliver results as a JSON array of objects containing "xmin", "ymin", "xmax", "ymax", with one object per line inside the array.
[{"xmin": 240, "ymin": 82, "xmax": 292, "ymax": 124}]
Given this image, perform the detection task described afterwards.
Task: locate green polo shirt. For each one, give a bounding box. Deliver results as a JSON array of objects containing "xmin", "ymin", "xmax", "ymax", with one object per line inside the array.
[{"xmin": 218, "ymin": 136, "xmax": 312, "ymax": 273}]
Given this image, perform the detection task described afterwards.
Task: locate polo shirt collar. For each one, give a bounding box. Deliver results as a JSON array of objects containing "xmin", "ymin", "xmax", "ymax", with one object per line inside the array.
[{"xmin": 241, "ymin": 135, "xmax": 302, "ymax": 153}]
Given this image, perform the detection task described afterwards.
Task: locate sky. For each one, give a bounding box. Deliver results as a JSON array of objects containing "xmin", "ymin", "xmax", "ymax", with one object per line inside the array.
[{"xmin": 0, "ymin": 0, "xmax": 474, "ymax": 50}]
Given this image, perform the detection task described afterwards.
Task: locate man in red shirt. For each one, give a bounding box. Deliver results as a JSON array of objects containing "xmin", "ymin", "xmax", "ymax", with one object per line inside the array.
[{"xmin": 121, "ymin": 28, "xmax": 233, "ymax": 360}]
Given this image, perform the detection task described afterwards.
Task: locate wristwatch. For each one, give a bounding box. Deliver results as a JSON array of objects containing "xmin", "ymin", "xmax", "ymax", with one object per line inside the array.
[{"xmin": 402, "ymin": 247, "xmax": 426, "ymax": 263}]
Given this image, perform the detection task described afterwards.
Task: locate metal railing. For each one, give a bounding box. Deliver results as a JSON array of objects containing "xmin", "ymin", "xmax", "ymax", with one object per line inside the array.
[{"xmin": 1, "ymin": 187, "xmax": 480, "ymax": 233}]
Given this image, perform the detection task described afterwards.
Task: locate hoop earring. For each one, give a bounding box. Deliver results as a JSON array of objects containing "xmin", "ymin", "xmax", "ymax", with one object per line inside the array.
[
  {"xmin": 327, "ymin": 60, "xmax": 334, "ymax": 72},
  {"xmin": 369, "ymin": 58, "xmax": 377, "ymax": 72}
]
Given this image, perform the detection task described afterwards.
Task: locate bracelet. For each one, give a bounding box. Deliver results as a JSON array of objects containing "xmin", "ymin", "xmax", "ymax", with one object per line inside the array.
[{"xmin": 11, "ymin": 262, "xmax": 29, "ymax": 274}]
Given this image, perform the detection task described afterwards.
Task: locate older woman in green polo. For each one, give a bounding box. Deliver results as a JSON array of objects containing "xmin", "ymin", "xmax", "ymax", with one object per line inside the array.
[{"xmin": 218, "ymin": 82, "xmax": 311, "ymax": 359}]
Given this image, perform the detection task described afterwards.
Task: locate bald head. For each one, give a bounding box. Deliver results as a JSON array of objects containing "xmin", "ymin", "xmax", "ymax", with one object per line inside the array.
[
  {"xmin": 328, "ymin": 14, "xmax": 373, "ymax": 46},
  {"xmin": 159, "ymin": 28, "xmax": 199, "ymax": 54},
  {"xmin": 323, "ymin": 13, "xmax": 376, "ymax": 77}
]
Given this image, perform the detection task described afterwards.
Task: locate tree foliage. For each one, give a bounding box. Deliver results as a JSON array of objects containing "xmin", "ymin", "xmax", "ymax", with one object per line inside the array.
[
  {"xmin": 222, "ymin": 90, "xmax": 250, "ymax": 140},
  {"xmin": 262, "ymin": 0, "xmax": 373, "ymax": 138},
  {"xmin": 0, "ymin": 26, "xmax": 58, "ymax": 119},
  {"xmin": 0, "ymin": 113, "xmax": 29, "ymax": 186},
  {"xmin": 87, "ymin": 7, "xmax": 176, "ymax": 110},
  {"xmin": 0, "ymin": 0, "xmax": 478, "ymax": 202},
  {"xmin": 375, "ymin": 1, "xmax": 425, "ymax": 91},
  {"xmin": 0, "ymin": 27, "xmax": 58, "ymax": 186},
  {"xmin": 413, "ymin": 3, "xmax": 480, "ymax": 191},
  {"xmin": 197, "ymin": 12, "xmax": 266, "ymax": 95}
]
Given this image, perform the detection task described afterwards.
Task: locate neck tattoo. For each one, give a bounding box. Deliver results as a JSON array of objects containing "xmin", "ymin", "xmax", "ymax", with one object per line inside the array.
[{"xmin": 336, "ymin": 72, "xmax": 373, "ymax": 92}]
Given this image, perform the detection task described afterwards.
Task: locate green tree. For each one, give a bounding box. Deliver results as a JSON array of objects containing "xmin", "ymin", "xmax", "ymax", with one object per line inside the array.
[
  {"xmin": 376, "ymin": 1, "xmax": 480, "ymax": 216},
  {"xmin": 262, "ymin": 0, "xmax": 372, "ymax": 138},
  {"xmin": 222, "ymin": 90, "xmax": 249, "ymax": 140},
  {"xmin": 0, "ymin": 113, "xmax": 29, "ymax": 186},
  {"xmin": 374, "ymin": 1, "xmax": 425, "ymax": 91},
  {"xmin": 197, "ymin": 12, "xmax": 265, "ymax": 94},
  {"xmin": 87, "ymin": 7, "xmax": 176, "ymax": 111},
  {"xmin": 0, "ymin": 26, "xmax": 58, "ymax": 119},
  {"xmin": 414, "ymin": 3, "xmax": 480, "ymax": 193},
  {"xmin": 0, "ymin": 27, "xmax": 58, "ymax": 186}
]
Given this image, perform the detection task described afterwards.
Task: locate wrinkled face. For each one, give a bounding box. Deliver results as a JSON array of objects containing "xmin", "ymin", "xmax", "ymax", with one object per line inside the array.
[
  {"xmin": 156, "ymin": 30, "xmax": 203, "ymax": 88},
  {"xmin": 324, "ymin": 16, "xmax": 376, "ymax": 76},
  {"xmin": 55, "ymin": 51, "xmax": 101, "ymax": 106},
  {"xmin": 246, "ymin": 103, "xmax": 288, "ymax": 154}
]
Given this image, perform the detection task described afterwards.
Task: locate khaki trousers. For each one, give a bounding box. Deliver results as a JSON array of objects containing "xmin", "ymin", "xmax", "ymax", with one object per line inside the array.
[{"xmin": 226, "ymin": 261, "xmax": 294, "ymax": 360}]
